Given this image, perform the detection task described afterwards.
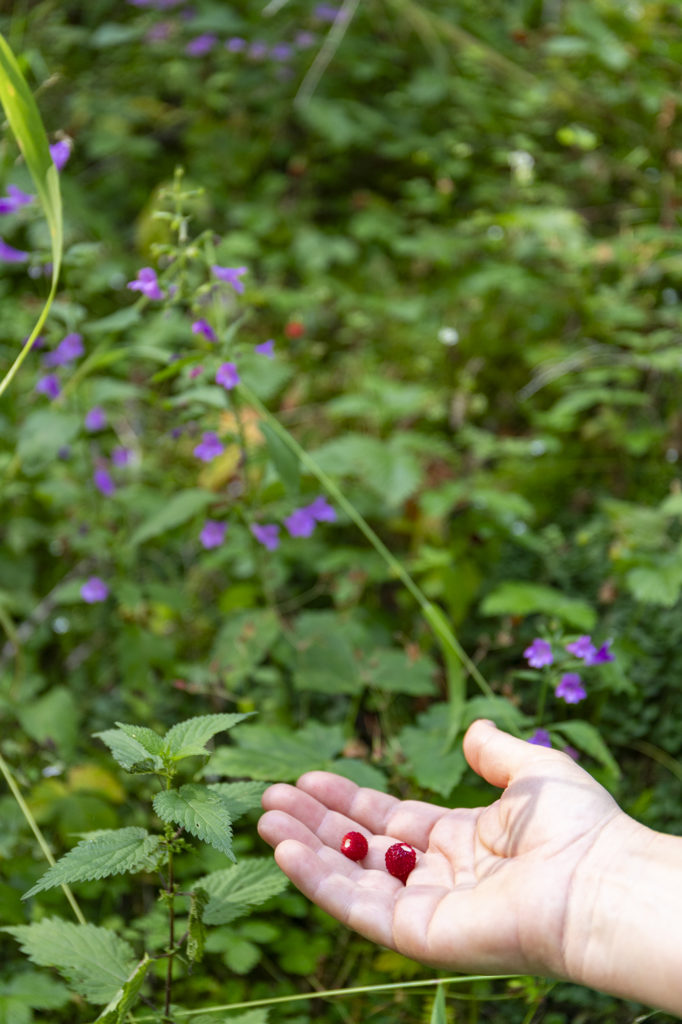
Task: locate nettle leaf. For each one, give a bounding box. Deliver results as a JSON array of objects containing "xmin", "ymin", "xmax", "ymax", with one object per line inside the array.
[
  {"xmin": 205, "ymin": 781, "xmax": 268, "ymax": 821},
  {"xmin": 94, "ymin": 728, "xmax": 164, "ymax": 774},
  {"xmin": 200, "ymin": 858, "xmax": 289, "ymax": 926},
  {"xmin": 187, "ymin": 887, "xmax": 209, "ymax": 965},
  {"xmin": 93, "ymin": 955, "xmax": 150, "ymax": 1024},
  {"xmin": 163, "ymin": 713, "xmax": 255, "ymax": 761},
  {"xmin": 203, "ymin": 722, "xmax": 345, "ymax": 782},
  {"xmin": 23, "ymin": 828, "xmax": 161, "ymax": 898},
  {"xmin": 115, "ymin": 723, "xmax": 165, "ymax": 756},
  {"xmin": 3, "ymin": 920, "xmax": 136, "ymax": 1004},
  {"xmin": 129, "ymin": 489, "xmax": 214, "ymax": 547},
  {"xmin": 153, "ymin": 785, "xmax": 235, "ymax": 860}
]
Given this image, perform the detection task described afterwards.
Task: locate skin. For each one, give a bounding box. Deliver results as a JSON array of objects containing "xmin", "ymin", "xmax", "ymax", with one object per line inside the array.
[{"xmin": 258, "ymin": 719, "xmax": 682, "ymax": 1015}]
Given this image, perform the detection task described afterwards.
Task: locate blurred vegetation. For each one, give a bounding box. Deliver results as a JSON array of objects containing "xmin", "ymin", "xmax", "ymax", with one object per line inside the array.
[{"xmin": 1, "ymin": 0, "xmax": 682, "ymax": 1020}]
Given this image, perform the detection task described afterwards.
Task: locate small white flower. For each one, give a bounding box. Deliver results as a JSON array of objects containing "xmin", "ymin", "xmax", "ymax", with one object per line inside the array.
[{"xmin": 438, "ymin": 326, "xmax": 459, "ymax": 346}]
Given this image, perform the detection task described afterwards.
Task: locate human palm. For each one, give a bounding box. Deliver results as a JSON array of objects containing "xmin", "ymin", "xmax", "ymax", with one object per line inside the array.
[{"xmin": 258, "ymin": 720, "xmax": 631, "ymax": 980}]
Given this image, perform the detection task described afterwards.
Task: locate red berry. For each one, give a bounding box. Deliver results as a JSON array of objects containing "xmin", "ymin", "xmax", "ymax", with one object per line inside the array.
[
  {"xmin": 284, "ymin": 320, "xmax": 305, "ymax": 339},
  {"xmin": 385, "ymin": 842, "xmax": 416, "ymax": 882},
  {"xmin": 340, "ymin": 831, "xmax": 368, "ymax": 861}
]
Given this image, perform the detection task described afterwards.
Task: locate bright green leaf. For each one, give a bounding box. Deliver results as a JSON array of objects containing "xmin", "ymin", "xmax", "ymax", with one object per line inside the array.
[
  {"xmin": 163, "ymin": 713, "xmax": 254, "ymax": 761},
  {"xmin": 200, "ymin": 858, "xmax": 289, "ymax": 925},
  {"xmin": 153, "ymin": 785, "xmax": 235, "ymax": 860},
  {"xmin": 23, "ymin": 828, "xmax": 160, "ymax": 898},
  {"xmin": 93, "ymin": 955, "xmax": 150, "ymax": 1024}
]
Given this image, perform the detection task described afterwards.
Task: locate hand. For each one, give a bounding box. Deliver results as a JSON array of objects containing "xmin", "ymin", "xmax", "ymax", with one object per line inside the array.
[{"xmin": 258, "ymin": 719, "xmax": 638, "ymax": 982}]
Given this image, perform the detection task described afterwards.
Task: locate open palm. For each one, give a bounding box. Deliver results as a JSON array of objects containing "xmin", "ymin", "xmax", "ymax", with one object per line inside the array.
[{"xmin": 258, "ymin": 720, "xmax": 632, "ymax": 980}]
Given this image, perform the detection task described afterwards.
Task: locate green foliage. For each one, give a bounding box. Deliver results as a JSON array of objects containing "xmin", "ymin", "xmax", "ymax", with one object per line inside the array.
[
  {"xmin": 23, "ymin": 828, "xmax": 161, "ymax": 898},
  {"xmin": 92, "ymin": 955, "xmax": 150, "ymax": 1024},
  {"xmin": 153, "ymin": 785, "xmax": 236, "ymax": 859}
]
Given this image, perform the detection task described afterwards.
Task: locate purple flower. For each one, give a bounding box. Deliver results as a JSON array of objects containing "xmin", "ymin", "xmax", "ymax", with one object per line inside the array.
[
  {"xmin": 84, "ymin": 406, "xmax": 107, "ymax": 432},
  {"xmin": 189, "ymin": 365, "xmax": 204, "ymax": 379},
  {"xmin": 584, "ymin": 640, "xmax": 615, "ymax": 665},
  {"xmin": 0, "ymin": 185, "xmax": 34, "ymax": 214},
  {"xmin": 93, "ymin": 467, "xmax": 116, "ymax": 497},
  {"xmin": 211, "ymin": 265, "xmax": 248, "ymax": 293},
  {"xmin": 528, "ymin": 728, "xmax": 552, "ymax": 747},
  {"xmin": 147, "ymin": 21, "xmax": 173, "ymax": 42},
  {"xmin": 563, "ymin": 745, "xmax": 580, "ymax": 761},
  {"xmin": 225, "ymin": 36, "xmax": 246, "ymax": 52},
  {"xmin": 555, "ymin": 673, "xmax": 586, "ymax": 704},
  {"xmin": 270, "ymin": 43, "xmax": 293, "ymax": 61},
  {"xmin": 247, "ymin": 41, "xmax": 268, "ymax": 60},
  {"xmin": 314, "ymin": 3, "xmax": 345, "ymax": 21},
  {"xmin": 0, "ymin": 236, "xmax": 28, "ymax": 262},
  {"xmin": 127, "ymin": 267, "xmax": 164, "ymax": 300},
  {"xmin": 49, "ymin": 140, "xmax": 71, "ymax": 171},
  {"xmin": 112, "ymin": 446, "xmax": 133, "ymax": 467},
  {"xmin": 295, "ymin": 30, "xmax": 316, "ymax": 48},
  {"xmin": 43, "ymin": 332, "xmax": 84, "ymax": 367},
  {"xmin": 186, "ymin": 33, "xmax": 217, "ymax": 56},
  {"xmin": 523, "ymin": 638, "xmax": 553, "ymax": 669},
  {"xmin": 250, "ymin": 523, "xmax": 280, "ymax": 551},
  {"xmin": 35, "ymin": 374, "xmax": 61, "ymax": 399},
  {"xmin": 81, "ymin": 576, "xmax": 109, "ymax": 603},
  {"xmin": 216, "ymin": 362, "xmax": 240, "ymax": 390},
  {"xmin": 565, "ymin": 635, "xmax": 596, "ymax": 660},
  {"xmin": 284, "ymin": 507, "xmax": 316, "ymax": 538},
  {"xmin": 255, "ymin": 339, "xmax": 275, "ymax": 358},
  {"xmin": 307, "ymin": 495, "xmax": 336, "ymax": 522},
  {"xmin": 193, "ymin": 431, "xmax": 224, "ymax": 461},
  {"xmin": 200, "ymin": 520, "xmax": 227, "ymax": 549},
  {"xmin": 192, "ymin": 318, "xmax": 217, "ymax": 342}
]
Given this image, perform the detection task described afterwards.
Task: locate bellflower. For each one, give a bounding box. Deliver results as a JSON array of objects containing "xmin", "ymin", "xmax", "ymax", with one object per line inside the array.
[
  {"xmin": 295, "ymin": 31, "xmax": 316, "ymax": 47},
  {"xmin": 43, "ymin": 332, "xmax": 84, "ymax": 367},
  {"xmin": 226, "ymin": 36, "xmax": 246, "ymax": 51},
  {"xmin": 191, "ymin": 318, "xmax": 217, "ymax": 342},
  {"xmin": 112, "ymin": 446, "xmax": 133, "ymax": 467},
  {"xmin": 528, "ymin": 728, "xmax": 551, "ymax": 747},
  {"xmin": 200, "ymin": 520, "xmax": 227, "ymax": 549},
  {"xmin": 270, "ymin": 43, "xmax": 293, "ymax": 60},
  {"xmin": 307, "ymin": 495, "xmax": 336, "ymax": 522},
  {"xmin": 193, "ymin": 431, "xmax": 224, "ymax": 461},
  {"xmin": 81, "ymin": 576, "xmax": 109, "ymax": 603},
  {"xmin": 186, "ymin": 33, "xmax": 217, "ymax": 56},
  {"xmin": 254, "ymin": 339, "xmax": 275, "ymax": 358},
  {"xmin": 247, "ymin": 41, "xmax": 268, "ymax": 60},
  {"xmin": 250, "ymin": 523, "xmax": 280, "ymax": 551},
  {"xmin": 127, "ymin": 267, "xmax": 164, "ymax": 300},
  {"xmin": 211, "ymin": 264, "xmax": 247, "ymax": 293},
  {"xmin": 35, "ymin": 374, "xmax": 61, "ymax": 400},
  {"xmin": 565, "ymin": 635, "xmax": 596, "ymax": 660},
  {"xmin": 523, "ymin": 638, "xmax": 553, "ymax": 668},
  {"xmin": 0, "ymin": 185, "xmax": 34, "ymax": 214},
  {"xmin": 555, "ymin": 672, "xmax": 586, "ymax": 704},
  {"xmin": 284, "ymin": 506, "xmax": 316, "ymax": 538},
  {"xmin": 216, "ymin": 362, "xmax": 240, "ymax": 390},
  {"xmin": 0, "ymin": 237, "xmax": 29, "ymax": 262},
  {"xmin": 84, "ymin": 407, "xmax": 107, "ymax": 432},
  {"xmin": 585, "ymin": 640, "xmax": 615, "ymax": 665},
  {"xmin": 93, "ymin": 466, "xmax": 116, "ymax": 497},
  {"xmin": 49, "ymin": 140, "xmax": 71, "ymax": 171}
]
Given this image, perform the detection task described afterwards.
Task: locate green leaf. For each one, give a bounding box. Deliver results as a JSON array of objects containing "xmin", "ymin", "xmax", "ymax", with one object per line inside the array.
[
  {"xmin": 212, "ymin": 609, "xmax": 281, "ymax": 690},
  {"xmin": 395, "ymin": 703, "xmax": 466, "ymax": 798},
  {"xmin": 17, "ymin": 411, "xmax": 81, "ymax": 472},
  {"xmin": 153, "ymin": 785, "xmax": 235, "ymax": 860},
  {"xmin": 260, "ymin": 419, "xmax": 300, "ymax": 494},
  {"xmin": 550, "ymin": 721, "xmax": 620, "ymax": 777},
  {"xmin": 626, "ymin": 564, "xmax": 682, "ymax": 607},
  {"xmin": 93, "ymin": 955, "xmax": 150, "ymax": 1024},
  {"xmin": 361, "ymin": 648, "xmax": 437, "ymax": 696},
  {"xmin": 200, "ymin": 858, "xmax": 289, "ymax": 925},
  {"xmin": 0, "ymin": 997, "xmax": 30, "ymax": 1024},
  {"xmin": 430, "ymin": 984, "xmax": 447, "ymax": 1024},
  {"xmin": 94, "ymin": 727, "xmax": 164, "ymax": 773},
  {"xmin": 129, "ymin": 489, "xmax": 214, "ymax": 546},
  {"xmin": 3, "ymin": 920, "xmax": 136, "ymax": 1004},
  {"xmin": 462, "ymin": 696, "xmax": 532, "ymax": 733},
  {"xmin": 0, "ymin": 33, "xmax": 62, "ymax": 399},
  {"xmin": 163, "ymin": 713, "xmax": 255, "ymax": 761},
  {"xmin": 480, "ymin": 582, "xmax": 596, "ymax": 631},
  {"xmin": 115, "ymin": 723, "xmax": 165, "ymax": 756},
  {"xmin": 329, "ymin": 759, "xmax": 388, "ymax": 792},
  {"xmin": 203, "ymin": 721, "xmax": 345, "ymax": 782},
  {"xmin": 187, "ymin": 888, "xmax": 209, "ymax": 965},
  {"xmin": 23, "ymin": 828, "xmax": 161, "ymax": 898},
  {"xmin": 194, "ymin": 1011, "xmax": 268, "ymax": 1024},
  {"xmin": 0, "ymin": 971, "xmax": 70, "ymax": 1010},
  {"xmin": 205, "ymin": 781, "xmax": 268, "ymax": 821},
  {"xmin": 291, "ymin": 612, "xmax": 362, "ymax": 695}
]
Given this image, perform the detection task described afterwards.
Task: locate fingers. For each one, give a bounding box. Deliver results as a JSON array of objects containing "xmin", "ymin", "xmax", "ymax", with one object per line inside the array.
[{"xmin": 463, "ymin": 719, "xmax": 557, "ymax": 790}]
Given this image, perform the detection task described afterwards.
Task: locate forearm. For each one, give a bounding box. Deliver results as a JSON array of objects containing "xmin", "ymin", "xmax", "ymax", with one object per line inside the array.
[{"xmin": 566, "ymin": 815, "xmax": 682, "ymax": 1015}]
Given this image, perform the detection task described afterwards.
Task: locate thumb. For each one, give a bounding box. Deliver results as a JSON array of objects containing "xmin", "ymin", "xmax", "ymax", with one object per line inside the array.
[{"xmin": 463, "ymin": 719, "xmax": 546, "ymax": 790}]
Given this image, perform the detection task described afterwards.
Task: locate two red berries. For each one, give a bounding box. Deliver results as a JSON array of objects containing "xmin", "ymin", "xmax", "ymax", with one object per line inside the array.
[{"xmin": 340, "ymin": 831, "xmax": 417, "ymax": 883}]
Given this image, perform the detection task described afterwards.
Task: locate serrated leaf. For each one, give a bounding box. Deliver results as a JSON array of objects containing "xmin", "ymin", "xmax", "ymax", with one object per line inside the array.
[
  {"xmin": 187, "ymin": 888, "xmax": 209, "ymax": 965},
  {"xmin": 163, "ymin": 713, "xmax": 255, "ymax": 761},
  {"xmin": 93, "ymin": 955, "xmax": 150, "ymax": 1024},
  {"xmin": 115, "ymin": 723, "xmax": 165, "ymax": 756},
  {"xmin": 153, "ymin": 785, "xmax": 235, "ymax": 860},
  {"xmin": 550, "ymin": 720, "xmax": 620, "ymax": 777},
  {"xmin": 205, "ymin": 781, "xmax": 268, "ymax": 821},
  {"xmin": 3, "ymin": 920, "xmax": 135, "ymax": 1004},
  {"xmin": 23, "ymin": 828, "xmax": 161, "ymax": 898},
  {"xmin": 129, "ymin": 489, "xmax": 214, "ymax": 547},
  {"xmin": 200, "ymin": 858, "xmax": 289, "ymax": 925},
  {"xmin": 203, "ymin": 722, "xmax": 345, "ymax": 782},
  {"xmin": 94, "ymin": 728, "xmax": 164, "ymax": 773}
]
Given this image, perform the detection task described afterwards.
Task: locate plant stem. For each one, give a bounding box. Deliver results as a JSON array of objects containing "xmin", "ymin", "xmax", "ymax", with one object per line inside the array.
[{"xmin": 164, "ymin": 819, "xmax": 176, "ymax": 1022}]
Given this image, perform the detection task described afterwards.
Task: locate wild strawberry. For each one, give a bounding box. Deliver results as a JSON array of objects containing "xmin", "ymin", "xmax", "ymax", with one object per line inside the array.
[
  {"xmin": 340, "ymin": 831, "xmax": 368, "ymax": 861},
  {"xmin": 385, "ymin": 842, "xmax": 416, "ymax": 882},
  {"xmin": 284, "ymin": 320, "xmax": 305, "ymax": 339}
]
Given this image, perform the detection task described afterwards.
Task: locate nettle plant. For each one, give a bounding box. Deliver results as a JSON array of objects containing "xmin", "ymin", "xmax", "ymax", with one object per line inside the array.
[{"xmin": 5, "ymin": 713, "xmax": 286, "ymax": 1024}]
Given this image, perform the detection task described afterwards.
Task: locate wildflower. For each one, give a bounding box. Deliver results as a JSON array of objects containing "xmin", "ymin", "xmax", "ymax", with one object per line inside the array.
[
  {"xmin": 523, "ymin": 638, "xmax": 553, "ymax": 668},
  {"xmin": 307, "ymin": 495, "xmax": 336, "ymax": 522},
  {"xmin": 255, "ymin": 339, "xmax": 275, "ymax": 358},
  {"xmin": 112, "ymin": 446, "xmax": 133, "ymax": 466},
  {"xmin": 563, "ymin": 745, "xmax": 580, "ymax": 761},
  {"xmin": 81, "ymin": 576, "xmax": 109, "ymax": 603},
  {"xmin": 186, "ymin": 33, "xmax": 217, "ymax": 56},
  {"xmin": 0, "ymin": 185, "xmax": 34, "ymax": 214},
  {"xmin": 438, "ymin": 326, "xmax": 459, "ymax": 346},
  {"xmin": 270, "ymin": 43, "xmax": 293, "ymax": 60},
  {"xmin": 200, "ymin": 520, "xmax": 227, "ymax": 549},
  {"xmin": 216, "ymin": 362, "xmax": 240, "ymax": 390},
  {"xmin": 49, "ymin": 140, "xmax": 71, "ymax": 171},
  {"xmin": 189, "ymin": 365, "xmax": 204, "ymax": 379},
  {"xmin": 147, "ymin": 21, "xmax": 173, "ymax": 42},
  {"xmin": 192, "ymin": 318, "xmax": 217, "ymax": 342},
  {"xmin": 0, "ymin": 236, "xmax": 28, "ymax": 262},
  {"xmin": 528, "ymin": 728, "xmax": 551, "ymax": 747},
  {"xmin": 250, "ymin": 523, "xmax": 280, "ymax": 551},
  {"xmin": 43, "ymin": 332, "xmax": 84, "ymax": 367},
  {"xmin": 127, "ymin": 267, "xmax": 164, "ymax": 300},
  {"xmin": 225, "ymin": 36, "xmax": 246, "ymax": 51},
  {"xmin": 35, "ymin": 374, "xmax": 61, "ymax": 399},
  {"xmin": 211, "ymin": 264, "xmax": 248, "ymax": 293},
  {"xmin": 284, "ymin": 507, "xmax": 316, "ymax": 538},
  {"xmin": 93, "ymin": 466, "xmax": 116, "ymax": 497},
  {"xmin": 193, "ymin": 431, "xmax": 224, "ymax": 461},
  {"xmin": 314, "ymin": 3, "xmax": 342, "ymax": 21},
  {"xmin": 565, "ymin": 635, "xmax": 596, "ymax": 660},
  {"xmin": 284, "ymin": 320, "xmax": 305, "ymax": 338},
  {"xmin": 585, "ymin": 640, "xmax": 615, "ymax": 665},
  {"xmin": 555, "ymin": 672, "xmax": 586, "ymax": 704},
  {"xmin": 84, "ymin": 406, "xmax": 107, "ymax": 432},
  {"xmin": 295, "ymin": 30, "xmax": 316, "ymax": 48},
  {"xmin": 247, "ymin": 41, "xmax": 268, "ymax": 60}
]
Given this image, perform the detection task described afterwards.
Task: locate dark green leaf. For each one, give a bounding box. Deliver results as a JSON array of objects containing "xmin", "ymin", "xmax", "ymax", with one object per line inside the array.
[{"xmin": 153, "ymin": 785, "xmax": 235, "ymax": 860}]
